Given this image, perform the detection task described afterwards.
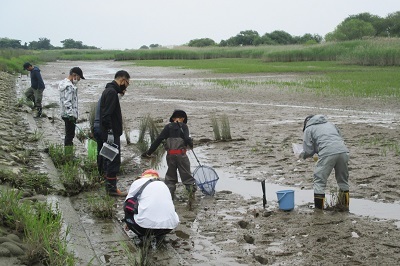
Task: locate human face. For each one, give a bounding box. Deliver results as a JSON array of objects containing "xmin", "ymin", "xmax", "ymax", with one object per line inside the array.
[
  {"xmin": 72, "ymin": 73, "xmax": 81, "ymax": 85},
  {"xmin": 119, "ymin": 78, "xmax": 130, "ymax": 90}
]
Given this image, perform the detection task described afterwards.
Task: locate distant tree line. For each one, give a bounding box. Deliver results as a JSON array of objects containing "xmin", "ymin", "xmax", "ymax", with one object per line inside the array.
[
  {"xmin": 0, "ymin": 37, "xmax": 99, "ymax": 50},
  {"xmin": 186, "ymin": 11, "xmax": 400, "ymax": 47}
]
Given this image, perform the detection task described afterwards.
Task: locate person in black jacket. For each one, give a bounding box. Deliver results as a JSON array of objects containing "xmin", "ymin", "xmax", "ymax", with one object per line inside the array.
[
  {"xmin": 23, "ymin": 62, "xmax": 45, "ymax": 117},
  {"xmin": 142, "ymin": 110, "xmax": 197, "ymax": 200},
  {"xmin": 100, "ymin": 70, "xmax": 130, "ymax": 197}
]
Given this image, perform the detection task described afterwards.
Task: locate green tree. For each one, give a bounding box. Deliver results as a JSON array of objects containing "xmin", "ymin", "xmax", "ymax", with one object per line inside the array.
[
  {"xmin": 325, "ymin": 19, "xmax": 376, "ymax": 41},
  {"xmin": 235, "ymin": 30, "xmax": 260, "ymax": 45},
  {"xmin": 28, "ymin": 38, "xmax": 53, "ymax": 50},
  {"xmin": 268, "ymin": 30, "xmax": 294, "ymax": 44},
  {"xmin": 345, "ymin": 12, "xmax": 386, "ymax": 36},
  {"xmin": 0, "ymin": 38, "xmax": 22, "ymax": 48},
  {"xmin": 139, "ymin": 45, "xmax": 149, "ymax": 49},
  {"xmin": 61, "ymin": 38, "xmax": 83, "ymax": 49},
  {"xmin": 385, "ymin": 11, "xmax": 400, "ymax": 37},
  {"xmin": 188, "ymin": 38, "xmax": 216, "ymax": 47},
  {"xmin": 149, "ymin": 44, "xmax": 161, "ymax": 48}
]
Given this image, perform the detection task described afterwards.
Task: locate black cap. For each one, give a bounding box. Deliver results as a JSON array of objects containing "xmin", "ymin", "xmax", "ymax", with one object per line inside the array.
[
  {"xmin": 70, "ymin": 67, "xmax": 85, "ymax": 79},
  {"xmin": 23, "ymin": 62, "xmax": 31, "ymax": 70},
  {"xmin": 169, "ymin": 110, "xmax": 188, "ymax": 124}
]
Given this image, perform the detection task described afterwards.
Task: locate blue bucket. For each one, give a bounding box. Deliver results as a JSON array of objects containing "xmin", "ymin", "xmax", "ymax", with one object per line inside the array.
[{"xmin": 276, "ymin": 190, "xmax": 295, "ymax": 211}]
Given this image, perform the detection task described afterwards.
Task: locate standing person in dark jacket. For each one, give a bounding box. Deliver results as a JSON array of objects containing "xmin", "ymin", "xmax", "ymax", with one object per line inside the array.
[
  {"xmin": 100, "ymin": 70, "xmax": 130, "ymax": 197},
  {"xmin": 23, "ymin": 62, "xmax": 45, "ymax": 117},
  {"xmin": 142, "ymin": 110, "xmax": 197, "ymax": 200},
  {"xmin": 299, "ymin": 115, "xmax": 350, "ymax": 210}
]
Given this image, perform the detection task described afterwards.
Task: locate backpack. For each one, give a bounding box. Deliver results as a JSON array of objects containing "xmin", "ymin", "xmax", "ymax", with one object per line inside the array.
[{"xmin": 123, "ymin": 179, "xmax": 156, "ymax": 219}]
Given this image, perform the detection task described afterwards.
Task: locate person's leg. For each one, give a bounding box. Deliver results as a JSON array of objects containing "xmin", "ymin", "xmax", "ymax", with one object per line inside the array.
[
  {"xmin": 33, "ymin": 88, "xmax": 44, "ymax": 117},
  {"xmin": 313, "ymin": 155, "xmax": 335, "ymax": 209},
  {"xmin": 177, "ymin": 155, "xmax": 196, "ymax": 191},
  {"xmin": 165, "ymin": 155, "xmax": 179, "ymax": 198},
  {"xmin": 63, "ymin": 117, "xmax": 75, "ymax": 146},
  {"xmin": 24, "ymin": 87, "xmax": 35, "ymax": 107},
  {"xmin": 105, "ymin": 136, "xmax": 125, "ymax": 196},
  {"xmin": 335, "ymin": 152, "xmax": 350, "ymax": 209}
]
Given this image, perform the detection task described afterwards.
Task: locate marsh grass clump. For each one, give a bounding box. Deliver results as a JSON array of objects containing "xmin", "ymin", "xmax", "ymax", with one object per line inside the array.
[
  {"xmin": 210, "ymin": 113, "xmax": 231, "ymax": 141},
  {"xmin": 88, "ymin": 102, "xmax": 96, "ymax": 137},
  {"xmin": 47, "ymin": 143, "xmax": 68, "ymax": 167},
  {"xmin": 122, "ymin": 231, "xmax": 156, "ymax": 266},
  {"xmin": 0, "ymin": 168, "xmax": 51, "ymax": 194},
  {"xmin": 138, "ymin": 115, "xmax": 149, "ymax": 144},
  {"xmin": 16, "ymin": 96, "xmax": 34, "ymax": 109},
  {"xmin": 137, "ymin": 114, "xmax": 164, "ymax": 155},
  {"xmin": 147, "ymin": 116, "xmax": 160, "ymax": 143},
  {"xmin": 0, "ymin": 189, "xmax": 75, "ymax": 265},
  {"xmin": 220, "ymin": 114, "xmax": 232, "ymax": 140},
  {"xmin": 87, "ymin": 193, "xmax": 114, "ymax": 218},
  {"xmin": 26, "ymin": 129, "xmax": 44, "ymax": 142},
  {"xmin": 359, "ymin": 135, "xmax": 400, "ymax": 157},
  {"xmin": 210, "ymin": 114, "xmax": 221, "ymax": 141},
  {"xmin": 60, "ymin": 161, "xmax": 82, "ymax": 194},
  {"xmin": 123, "ymin": 116, "xmax": 132, "ymax": 145}
]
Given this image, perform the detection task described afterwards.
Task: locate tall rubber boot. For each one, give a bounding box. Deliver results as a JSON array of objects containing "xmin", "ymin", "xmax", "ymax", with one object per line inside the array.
[
  {"xmin": 314, "ymin": 193, "xmax": 325, "ymax": 210},
  {"xmin": 105, "ymin": 176, "xmax": 126, "ymax": 197},
  {"xmin": 338, "ymin": 190, "xmax": 349, "ymax": 211},
  {"xmin": 35, "ymin": 107, "xmax": 42, "ymax": 118}
]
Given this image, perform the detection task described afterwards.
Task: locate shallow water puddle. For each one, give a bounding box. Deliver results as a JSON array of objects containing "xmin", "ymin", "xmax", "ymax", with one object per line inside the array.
[{"xmin": 150, "ymin": 146, "xmax": 400, "ymax": 228}]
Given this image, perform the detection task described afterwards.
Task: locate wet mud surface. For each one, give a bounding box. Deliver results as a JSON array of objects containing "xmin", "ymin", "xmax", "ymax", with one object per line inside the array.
[{"xmin": 2, "ymin": 60, "xmax": 400, "ymax": 265}]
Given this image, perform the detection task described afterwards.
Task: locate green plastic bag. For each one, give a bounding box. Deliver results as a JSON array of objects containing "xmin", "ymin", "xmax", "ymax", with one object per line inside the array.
[{"xmin": 87, "ymin": 139, "xmax": 98, "ymax": 161}]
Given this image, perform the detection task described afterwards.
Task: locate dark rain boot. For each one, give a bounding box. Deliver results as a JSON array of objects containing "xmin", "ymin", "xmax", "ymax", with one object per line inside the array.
[
  {"xmin": 186, "ymin": 184, "xmax": 196, "ymax": 202},
  {"xmin": 314, "ymin": 193, "xmax": 325, "ymax": 210},
  {"xmin": 169, "ymin": 188, "xmax": 176, "ymax": 201},
  {"xmin": 105, "ymin": 176, "xmax": 127, "ymax": 197},
  {"xmin": 337, "ymin": 190, "xmax": 350, "ymax": 211},
  {"xmin": 35, "ymin": 107, "xmax": 42, "ymax": 118}
]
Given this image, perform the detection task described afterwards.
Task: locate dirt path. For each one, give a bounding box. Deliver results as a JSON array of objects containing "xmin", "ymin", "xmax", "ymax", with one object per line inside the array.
[{"xmin": 3, "ymin": 59, "xmax": 400, "ymax": 265}]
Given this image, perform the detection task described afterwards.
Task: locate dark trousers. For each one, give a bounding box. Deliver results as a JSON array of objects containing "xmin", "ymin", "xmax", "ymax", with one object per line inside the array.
[
  {"xmin": 165, "ymin": 154, "xmax": 196, "ymax": 194},
  {"xmin": 125, "ymin": 217, "xmax": 172, "ymax": 239},
  {"xmin": 62, "ymin": 117, "xmax": 76, "ymax": 146}
]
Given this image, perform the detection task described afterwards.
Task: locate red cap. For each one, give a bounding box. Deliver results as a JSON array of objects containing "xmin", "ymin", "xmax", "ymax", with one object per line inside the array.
[{"xmin": 142, "ymin": 169, "xmax": 159, "ymax": 178}]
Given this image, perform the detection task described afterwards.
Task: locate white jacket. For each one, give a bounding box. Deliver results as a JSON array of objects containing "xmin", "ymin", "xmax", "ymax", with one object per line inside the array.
[
  {"xmin": 59, "ymin": 78, "xmax": 78, "ymax": 119},
  {"xmin": 126, "ymin": 178, "xmax": 180, "ymax": 229}
]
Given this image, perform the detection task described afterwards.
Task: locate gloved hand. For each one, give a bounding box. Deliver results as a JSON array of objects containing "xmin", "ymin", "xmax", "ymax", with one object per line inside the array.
[
  {"xmin": 69, "ymin": 116, "xmax": 76, "ymax": 123},
  {"xmin": 107, "ymin": 130, "xmax": 114, "ymax": 144},
  {"xmin": 141, "ymin": 152, "xmax": 152, "ymax": 158}
]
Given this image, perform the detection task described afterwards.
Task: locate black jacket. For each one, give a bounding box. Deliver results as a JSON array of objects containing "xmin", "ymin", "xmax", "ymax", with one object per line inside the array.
[
  {"xmin": 147, "ymin": 122, "xmax": 193, "ymax": 155},
  {"xmin": 100, "ymin": 81, "xmax": 123, "ymax": 137}
]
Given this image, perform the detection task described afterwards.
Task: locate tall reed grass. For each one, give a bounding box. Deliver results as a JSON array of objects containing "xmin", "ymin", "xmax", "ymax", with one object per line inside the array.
[{"xmin": 0, "ymin": 189, "xmax": 75, "ymax": 265}]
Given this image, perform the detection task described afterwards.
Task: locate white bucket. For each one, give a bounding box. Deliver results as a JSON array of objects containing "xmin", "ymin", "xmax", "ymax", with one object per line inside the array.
[{"xmin": 99, "ymin": 143, "xmax": 119, "ymax": 161}]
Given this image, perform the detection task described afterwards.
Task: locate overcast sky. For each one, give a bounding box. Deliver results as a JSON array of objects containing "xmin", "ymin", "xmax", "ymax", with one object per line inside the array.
[{"xmin": 1, "ymin": 0, "xmax": 399, "ymax": 50}]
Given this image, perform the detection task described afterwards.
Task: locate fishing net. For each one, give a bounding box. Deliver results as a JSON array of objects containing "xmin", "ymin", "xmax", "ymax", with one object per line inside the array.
[{"xmin": 193, "ymin": 165, "xmax": 219, "ymax": 196}]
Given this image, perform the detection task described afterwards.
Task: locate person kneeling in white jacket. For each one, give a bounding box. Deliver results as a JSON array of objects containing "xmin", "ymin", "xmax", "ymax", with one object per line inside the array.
[{"xmin": 124, "ymin": 169, "xmax": 179, "ymax": 246}]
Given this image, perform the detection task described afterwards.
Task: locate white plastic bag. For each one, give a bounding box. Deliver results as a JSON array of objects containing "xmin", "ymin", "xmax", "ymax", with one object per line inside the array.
[{"xmin": 292, "ymin": 143, "xmax": 303, "ymax": 158}]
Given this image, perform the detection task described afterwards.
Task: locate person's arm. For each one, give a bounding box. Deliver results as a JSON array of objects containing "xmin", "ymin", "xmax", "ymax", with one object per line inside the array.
[
  {"xmin": 144, "ymin": 125, "xmax": 169, "ymax": 156},
  {"xmin": 181, "ymin": 123, "xmax": 193, "ymax": 148},
  {"xmin": 101, "ymin": 91, "xmax": 118, "ymax": 131},
  {"xmin": 31, "ymin": 70, "xmax": 40, "ymax": 89},
  {"xmin": 62, "ymin": 85, "xmax": 75, "ymax": 118},
  {"xmin": 301, "ymin": 130, "xmax": 315, "ymax": 159}
]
